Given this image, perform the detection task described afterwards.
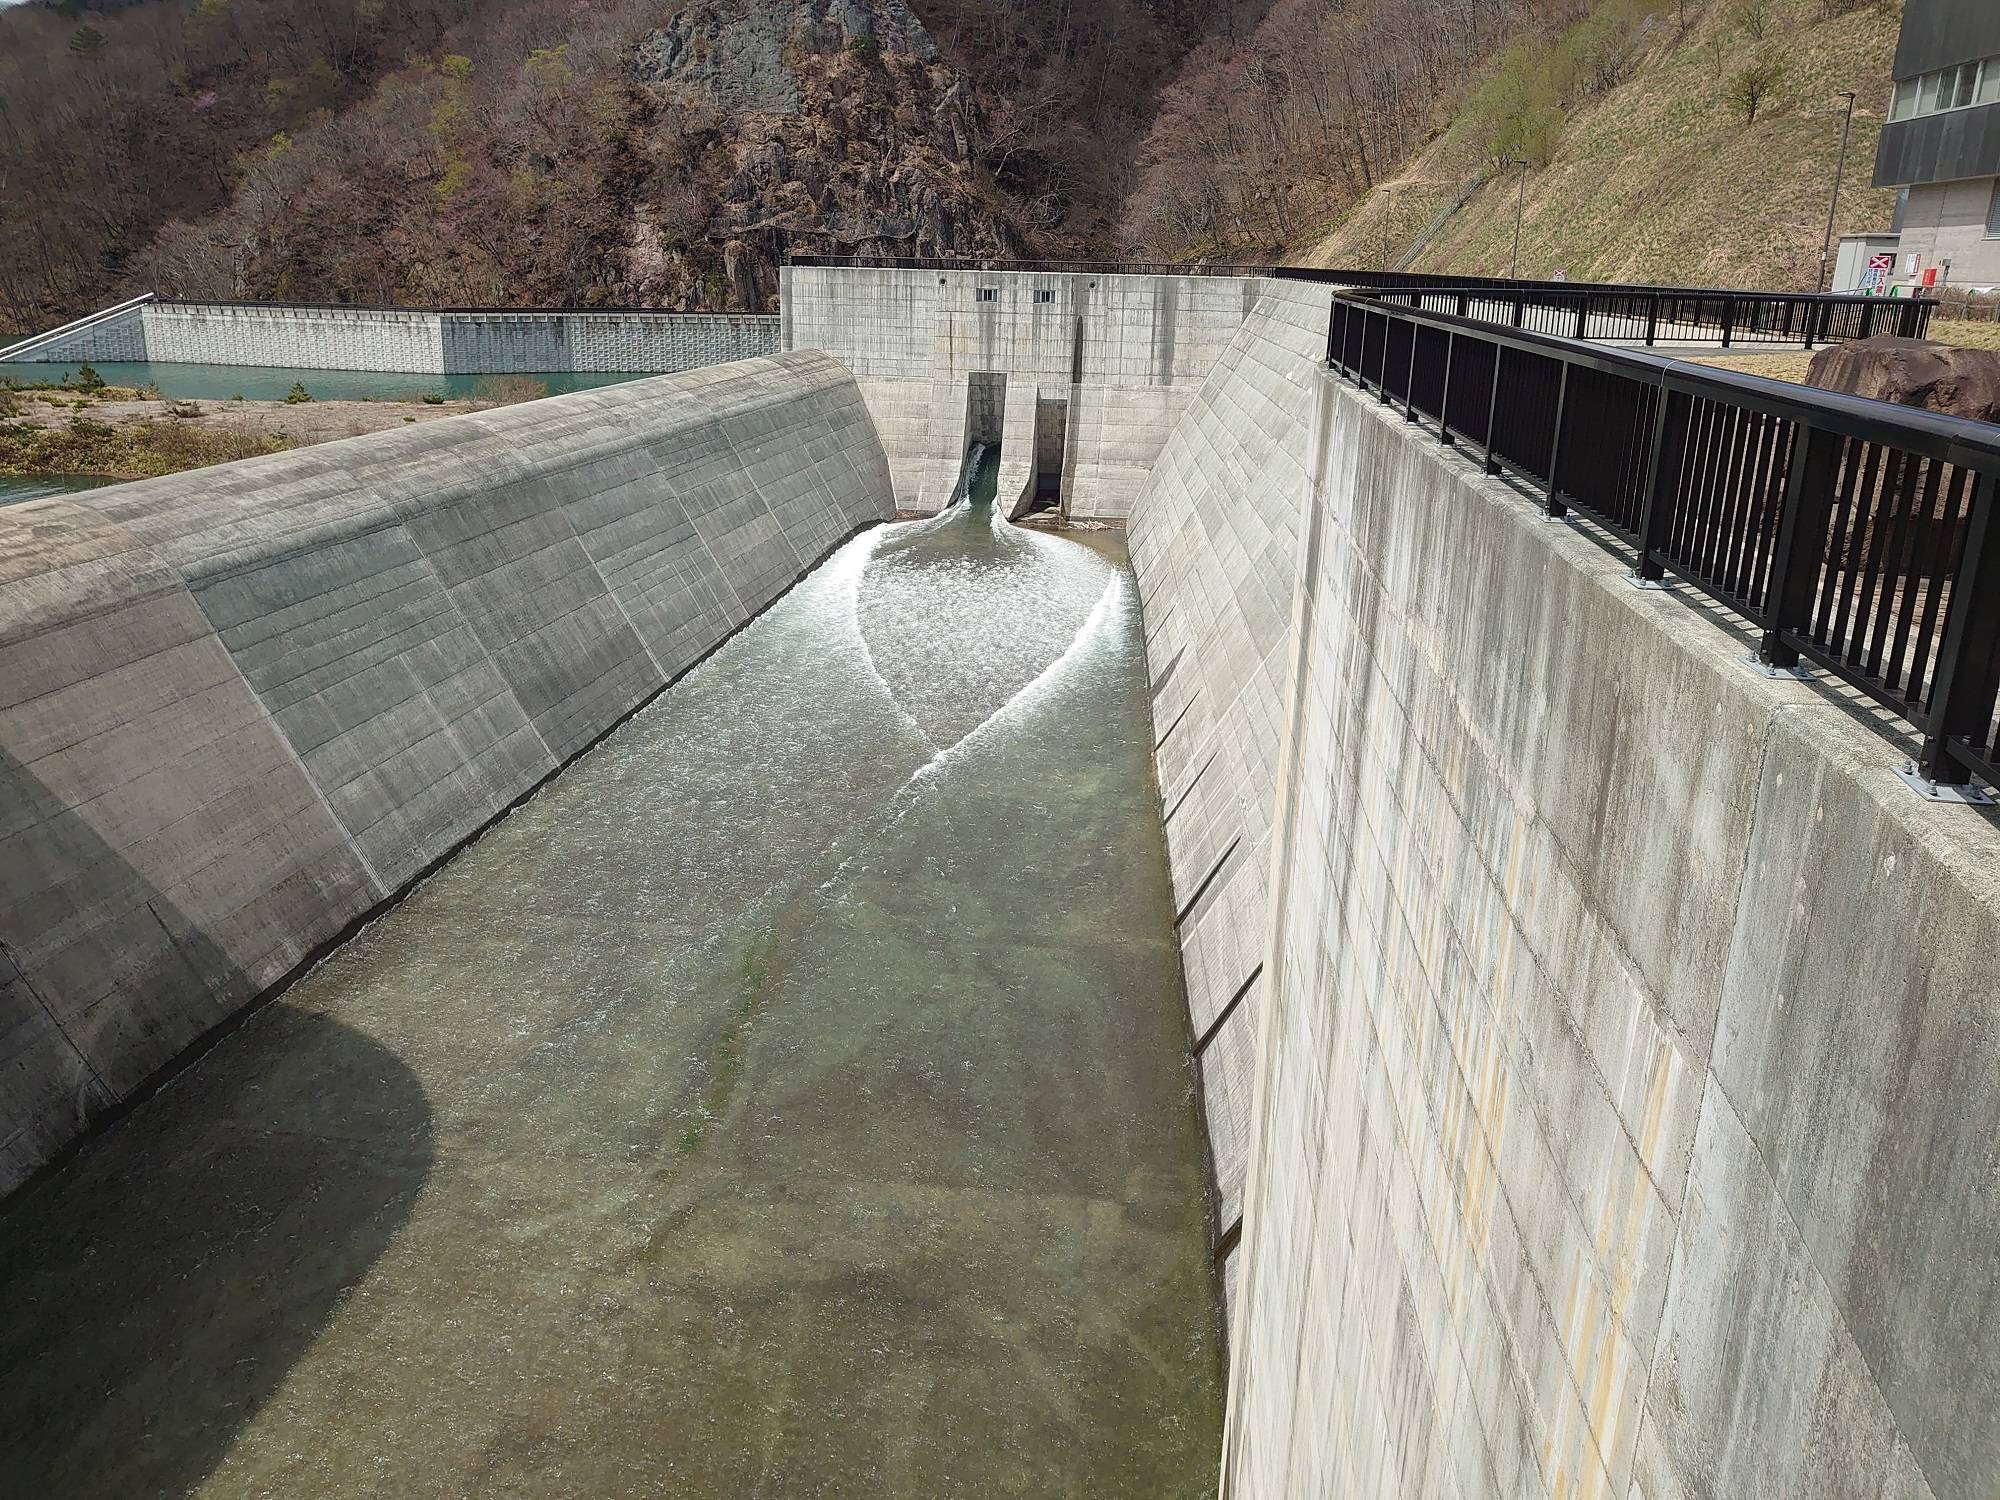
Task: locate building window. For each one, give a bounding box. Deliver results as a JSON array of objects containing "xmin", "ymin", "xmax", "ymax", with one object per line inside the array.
[
  {"xmin": 1985, "ymin": 182, "xmax": 2000, "ymax": 240},
  {"xmin": 1892, "ymin": 56, "xmax": 2000, "ymax": 121},
  {"xmin": 975, "ymin": 287, "xmax": 997, "ymax": 303},
  {"xmin": 1034, "ymin": 289, "xmax": 1055, "ymax": 304}
]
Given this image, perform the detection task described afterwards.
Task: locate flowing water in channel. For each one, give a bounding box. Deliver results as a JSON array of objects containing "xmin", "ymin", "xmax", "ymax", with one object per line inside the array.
[{"xmin": 0, "ymin": 467, "xmax": 1225, "ymax": 1497}]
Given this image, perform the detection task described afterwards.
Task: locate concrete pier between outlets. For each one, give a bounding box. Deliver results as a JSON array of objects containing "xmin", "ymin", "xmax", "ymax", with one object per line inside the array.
[
  {"xmin": 1132, "ymin": 335, "xmax": 2000, "ymax": 1495},
  {"xmin": 0, "ymin": 352, "xmax": 893, "ymax": 1194}
]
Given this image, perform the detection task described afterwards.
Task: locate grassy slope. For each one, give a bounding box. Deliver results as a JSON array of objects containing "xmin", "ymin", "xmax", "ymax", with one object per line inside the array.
[{"xmin": 1296, "ymin": 0, "xmax": 1902, "ymax": 291}]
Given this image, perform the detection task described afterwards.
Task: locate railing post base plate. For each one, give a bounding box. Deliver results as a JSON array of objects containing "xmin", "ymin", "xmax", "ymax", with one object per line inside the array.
[
  {"xmin": 1893, "ymin": 762, "xmax": 1994, "ymax": 805},
  {"xmin": 1739, "ymin": 652, "xmax": 1811, "ymax": 682},
  {"xmin": 1626, "ymin": 572, "xmax": 1671, "ymax": 591}
]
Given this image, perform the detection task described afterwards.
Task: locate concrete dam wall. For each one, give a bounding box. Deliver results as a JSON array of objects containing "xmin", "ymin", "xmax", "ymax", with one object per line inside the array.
[
  {"xmin": 1130, "ymin": 329, "xmax": 2000, "ymax": 1494},
  {"xmin": 0, "ymin": 297, "xmax": 781, "ymax": 374},
  {"xmin": 782, "ymin": 264, "xmax": 1265, "ymax": 519},
  {"xmin": 0, "ymin": 351, "xmax": 893, "ymax": 1194}
]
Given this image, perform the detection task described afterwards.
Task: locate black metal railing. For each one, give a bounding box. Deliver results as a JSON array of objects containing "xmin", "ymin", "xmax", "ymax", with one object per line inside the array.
[
  {"xmin": 1327, "ymin": 294, "xmax": 2000, "ymax": 792},
  {"xmin": 1333, "ymin": 278, "xmax": 1935, "ymax": 346}
]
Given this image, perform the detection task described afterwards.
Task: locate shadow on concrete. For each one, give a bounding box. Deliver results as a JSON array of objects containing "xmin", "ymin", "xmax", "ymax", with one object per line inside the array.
[{"xmin": 0, "ymin": 744, "xmax": 434, "ymax": 1497}]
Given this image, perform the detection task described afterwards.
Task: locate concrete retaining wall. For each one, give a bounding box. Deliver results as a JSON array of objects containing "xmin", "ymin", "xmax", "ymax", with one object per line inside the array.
[
  {"xmin": 1132, "ymin": 352, "xmax": 2000, "ymax": 1496},
  {"xmin": 1, "ymin": 300, "xmax": 781, "ymax": 374},
  {"xmin": 0, "ymin": 351, "xmax": 892, "ymax": 1196},
  {"xmin": 1123, "ymin": 276, "xmax": 1335, "ymax": 1317},
  {"xmin": 781, "ymin": 265, "xmax": 1266, "ymax": 519}
]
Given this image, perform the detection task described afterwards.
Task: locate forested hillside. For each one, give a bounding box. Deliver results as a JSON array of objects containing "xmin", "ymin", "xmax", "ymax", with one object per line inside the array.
[
  {"xmin": 0, "ymin": 0, "xmax": 1267, "ymax": 335},
  {"xmin": 0, "ymin": 0, "xmax": 1909, "ymax": 338},
  {"xmin": 1298, "ymin": 0, "xmax": 1899, "ymax": 289}
]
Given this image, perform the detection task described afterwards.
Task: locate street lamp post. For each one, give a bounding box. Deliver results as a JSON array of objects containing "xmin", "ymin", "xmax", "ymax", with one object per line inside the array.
[
  {"xmin": 1509, "ymin": 158, "xmax": 1529, "ymax": 279},
  {"xmin": 1817, "ymin": 91, "xmax": 1858, "ymax": 292}
]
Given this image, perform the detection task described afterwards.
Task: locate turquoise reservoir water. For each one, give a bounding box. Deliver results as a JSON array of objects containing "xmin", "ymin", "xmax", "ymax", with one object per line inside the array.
[
  {"xmin": 0, "ymin": 494, "xmax": 1224, "ymax": 1496},
  {"xmin": 0, "ymin": 361, "xmax": 646, "ymax": 402},
  {"xmin": 0, "ymin": 473, "xmax": 115, "ymax": 505}
]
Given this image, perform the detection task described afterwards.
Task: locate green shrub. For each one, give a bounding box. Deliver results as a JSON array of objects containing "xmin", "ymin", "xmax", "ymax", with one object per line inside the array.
[
  {"xmin": 1466, "ymin": 38, "xmax": 1565, "ymax": 166},
  {"xmin": 422, "ymin": 392, "xmax": 446, "ymax": 404},
  {"xmin": 285, "ymin": 381, "xmax": 313, "ymax": 403},
  {"xmin": 1725, "ymin": 55, "xmax": 1785, "ymax": 123},
  {"xmin": 73, "ymin": 363, "xmax": 105, "ymax": 392}
]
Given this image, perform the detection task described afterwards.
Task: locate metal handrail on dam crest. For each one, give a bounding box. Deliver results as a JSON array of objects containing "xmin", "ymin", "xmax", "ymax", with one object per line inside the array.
[
  {"xmin": 1313, "ymin": 267, "xmax": 1939, "ymax": 345},
  {"xmin": 1327, "ymin": 293, "xmax": 2000, "ymax": 796}
]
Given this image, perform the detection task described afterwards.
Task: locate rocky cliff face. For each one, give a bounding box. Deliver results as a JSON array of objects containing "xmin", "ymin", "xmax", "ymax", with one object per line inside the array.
[{"xmin": 627, "ymin": 0, "xmax": 1023, "ymax": 309}]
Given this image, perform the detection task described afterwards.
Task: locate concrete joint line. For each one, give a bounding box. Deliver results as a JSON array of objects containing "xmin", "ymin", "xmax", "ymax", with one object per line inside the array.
[
  {"xmin": 1212, "ymin": 1214, "xmax": 1244, "ymax": 1264},
  {"xmin": 0, "ymin": 935, "xmax": 112, "ymax": 1100},
  {"xmin": 1163, "ymin": 750, "xmax": 1219, "ymax": 827},
  {"xmin": 1153, "ymin": 695, "xmax": 1198, "ymax": 753},
  {"xmin": 1174, "ymin": 836, "xmax": 1242, "ymax": 929},
  {"xmin": 1194, "ymin": 963, "xmax": 1263, "ymax": 1058}
]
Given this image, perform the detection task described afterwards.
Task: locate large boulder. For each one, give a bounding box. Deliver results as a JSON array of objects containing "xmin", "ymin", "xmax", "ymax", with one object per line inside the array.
[{"xmin": 1805, "ymin": 335, "xmax": 2000, "ymax": 423}]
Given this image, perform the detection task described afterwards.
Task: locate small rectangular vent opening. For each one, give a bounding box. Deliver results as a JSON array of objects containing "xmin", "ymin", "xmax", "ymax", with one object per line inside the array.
[{"xmin": 975, "ymin": 287, "xmax": 998, "ymax": 303}]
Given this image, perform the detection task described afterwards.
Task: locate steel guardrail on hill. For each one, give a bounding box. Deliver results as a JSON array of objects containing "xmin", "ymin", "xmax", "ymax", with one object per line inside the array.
[{"xmin": 1326, "ymin": 293, "xmax": 2000, "ymax": 794}]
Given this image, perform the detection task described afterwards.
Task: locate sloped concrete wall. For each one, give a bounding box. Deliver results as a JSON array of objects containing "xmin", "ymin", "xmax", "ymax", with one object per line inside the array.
[
  {"xmin": 1141, "ymin": 359, "xmax": 2000, "ymax": 1497},
  {"xmin": 1123, "ymin": 276, "xmax": 1334, "ymax": 1317},
  {"xmin": 0, "ymin": 352, "xmax": 892, "ymax": 1195},
  {"xmin": 781, "ymin": 265, "xmax": 1264, "ymax": 518}
]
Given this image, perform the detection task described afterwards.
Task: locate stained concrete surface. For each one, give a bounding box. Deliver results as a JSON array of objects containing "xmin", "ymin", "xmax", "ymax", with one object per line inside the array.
[
  {"xmin": 1194, "ymin": 374, "xmax": 2000, "ymax": 1499},
  {"xmin": 0, "ymin": 353, "xmax": 892, "ymax": 1193},
  {"xmin": 0, "ymin": 496, "xmax": 1223, "ymax": 1497}
]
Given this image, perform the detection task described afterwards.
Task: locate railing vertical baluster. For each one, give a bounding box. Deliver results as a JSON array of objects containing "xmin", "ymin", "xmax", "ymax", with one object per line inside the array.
[
  {"xmin": 1759, "ymin": 423, "xmax": 1842, "ymax": 669},
  {"xmin": 1405, "ymin": 324, "xmax": 1421, "ymax": 422},
  {"xmin": 1546, "ymin": 363, "xmax": 1570, "ymax": 518},
  {"xmin": 1633, "ymin": 380, "xmax": 1688, "ymax": 581},
  {"xmin": 1918, "ymin": 468, "xmax": 2000, "ymax": 785},
  {"xmin": 1439, "ymin": 331, "xmax": 1457, "ymax": 447},
  {"xmin": 1484, "ymin": 345, "xmax": 1506, "ymax": 476}
]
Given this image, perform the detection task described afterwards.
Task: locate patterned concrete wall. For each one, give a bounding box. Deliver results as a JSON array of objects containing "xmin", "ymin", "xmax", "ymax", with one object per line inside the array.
[
  {"xmin": 0, "ymin": 352, "xmax": 892, "ymax": 1196},
  {"xmin": 145, "ymin": 304, "xmax": 446, "ymax": 371},
  {"xmin": 441, "ymin": 313, "xmax": 781, "ymax": 374},
  {"xmin": 781, "ymin": 265, "xmax": 1265, "ymax": 519},
  {"xmin": 1123, "ymin": 277, "xmax": 1334, "ymax": 1319},
  {"xmin": 0, "ymin": 300, "xmax": 780, "ymax": 374},
  {"xmin": 1168, "ymin": 370, "xmax": 2000, "ymax": 1499}
]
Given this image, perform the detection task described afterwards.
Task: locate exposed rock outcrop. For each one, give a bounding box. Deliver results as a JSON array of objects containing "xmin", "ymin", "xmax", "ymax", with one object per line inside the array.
[
  {"xmin": 624, "ymin": 0, "xmax": 1019, "ymax": 311},
  {"xmin": 1806, "ymin": 335, "xmax": 2000, "ymax": 424},
  {"xmin": 636, "ymin": 0, "xmax": 937, "ymax": 114}
]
